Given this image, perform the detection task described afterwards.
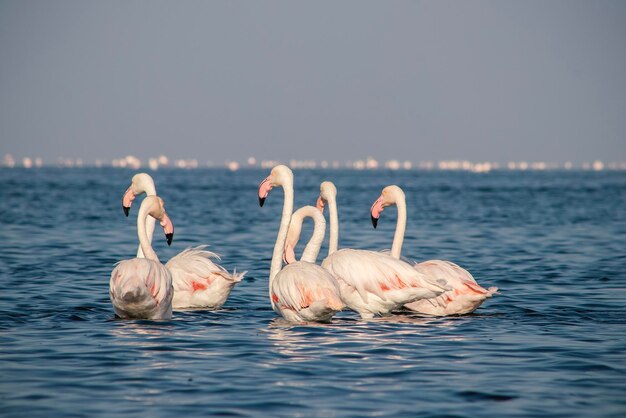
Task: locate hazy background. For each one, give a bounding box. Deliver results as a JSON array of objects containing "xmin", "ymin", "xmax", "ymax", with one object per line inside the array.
[{"xmin": 1, "ymin": 0, "xmax": 625, "ymax": 164}]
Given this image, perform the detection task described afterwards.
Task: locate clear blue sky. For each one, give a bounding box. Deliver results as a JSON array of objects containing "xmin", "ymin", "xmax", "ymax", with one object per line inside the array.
[{"xmin": 1, "ymin": 0, "xmax": 625, "ymax": 164}]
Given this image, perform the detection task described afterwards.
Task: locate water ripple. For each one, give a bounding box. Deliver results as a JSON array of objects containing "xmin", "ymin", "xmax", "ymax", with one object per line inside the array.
[{"xmin": 1, "ymin": 168, "xmax": 625, "ymax": 417}]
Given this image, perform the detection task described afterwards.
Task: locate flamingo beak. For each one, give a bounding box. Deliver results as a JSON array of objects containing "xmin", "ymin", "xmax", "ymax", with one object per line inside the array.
[
  {"xmin": 316, "ymin": 196, "xmax": 325, "ymax": 212},
  {"xmin": 370, "ymin": 196, "xmax": 384, "ymax": 229},
  {"xmin": 258, "ymin": 177, "xmax": 273, "ymax": 207},
  {"xmin": 122, "ymin": 187, "xmax": 136, "ymax": 217},
  {"xmin": 283, "ymin": 242, "xmax": 296, "ymax": 265},
  {"xmin": 160, "ymin": 212, "xmax": 174, "ymax": 246}
]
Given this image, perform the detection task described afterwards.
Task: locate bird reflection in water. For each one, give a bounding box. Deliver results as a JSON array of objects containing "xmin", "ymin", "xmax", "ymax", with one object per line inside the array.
[
  {"xmin": 108, "ymin": 320, "xmax": 176, "ymax": 341},
  {"xmin": 263, "ymin": 313, "xmax": 466, "ymax": 362}
]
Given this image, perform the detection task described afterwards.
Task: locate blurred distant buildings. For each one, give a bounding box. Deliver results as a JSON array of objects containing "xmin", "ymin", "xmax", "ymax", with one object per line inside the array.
[{"xmin": 2, "ymin": 152, "xmax": 626, "ymax": 172}]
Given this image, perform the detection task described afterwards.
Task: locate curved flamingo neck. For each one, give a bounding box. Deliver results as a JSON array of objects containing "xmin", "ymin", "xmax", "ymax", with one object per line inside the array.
[
  {"xmin": 289, "ymin": 206, "xmax": 326, "ymax": 263},
  {"xmin": 136, "ymin": 180, "xmax": 157, "ymax": 258},
  {"xmin": 269, "ymin": 180, "xmax": 293, "ymax": 305},
  {"xmin": 327, "ymin": 195, "xmax": 339, "ymax": 255},
  {"xmin": 137, "ymin": 201, "xmax": 159, "ymax": 262},
  {"xmin": 390, "ymin": 193, "xmax": 406, "ymax": 259}
]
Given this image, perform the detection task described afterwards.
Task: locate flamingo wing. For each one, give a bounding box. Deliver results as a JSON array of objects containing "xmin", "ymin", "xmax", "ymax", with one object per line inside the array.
[
  {"xmin": 406, "ymin": 259, "xmax": 498, "ymax": 315},
  {"xmin": 165, "ymin": 246, "xmax": 245, "ymax": 309},
  {"xmin": 110, "ymin": 258, "xmax": 173, "ymax": 319},
  {"xmin": 413, "ymin": 259, "xmax": 498, "ymax": 295},
  {"xmin": 322, "ymin": 249, "xmax": 450, "ymax": 304},
  {"xmin": 412, "ymin": 259, "xmax": 475, "ymax": 286},
  {"xmin": 166, "ymin": 246, "xmax": 245, "ymax": 289},
  {"xmin": 272, "ymin": 262, "xmax": 343, "ymax": 314}
]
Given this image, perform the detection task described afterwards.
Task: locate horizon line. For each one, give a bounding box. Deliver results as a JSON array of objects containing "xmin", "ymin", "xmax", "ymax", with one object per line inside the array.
[{"xmin": 2, "ymin": 153, "xmax": 624, "ymax": 173}]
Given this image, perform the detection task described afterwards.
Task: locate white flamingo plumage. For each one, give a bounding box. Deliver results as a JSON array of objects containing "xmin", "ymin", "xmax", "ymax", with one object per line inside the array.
[
  {"xmin": 258, "ymin": 166, "xmax": 343, "ymax": 322},
  {"xmin": 110, "ymin": 195, "xmax": 174, "ymax": 319},
  {"xmin": 283, "ymin": 206, "xmax": 328, "ymax": 265},
  {"xmin": 122, "ymin": 173, "xmax": 244, "ymax": 310},
  {"xmin": 316, "ymin": 182, "xmax": 450, "ymax": 319},
  {"xmin": 370, "ymin": 185, "xmax": 498, "ymax": 316}
]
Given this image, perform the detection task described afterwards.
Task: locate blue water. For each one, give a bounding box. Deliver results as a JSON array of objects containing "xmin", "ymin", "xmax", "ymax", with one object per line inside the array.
[{"xmin": 1, "ymin": 168, "xmax": 625, "ymax": 417}]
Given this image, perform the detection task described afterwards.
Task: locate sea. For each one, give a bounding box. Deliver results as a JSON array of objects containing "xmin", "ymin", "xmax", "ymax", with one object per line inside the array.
[{"xmin": 1, "ymin": 167, "xmax": 625, "ymax": 417}]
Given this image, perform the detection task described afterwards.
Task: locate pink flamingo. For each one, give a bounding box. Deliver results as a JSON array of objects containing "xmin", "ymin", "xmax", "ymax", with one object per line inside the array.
[
  {"xmin": 258, "ymin": 166, "xmax": 343, "ymax": 322},
  {"xmin": 370, "ymin": 185, "xmax": 498, "ymax": 316},
  {"xmin": 122, "ymin": 173, "xmax": 244, "ymax": 310},
  {"xmin": 316, "ymin": 182, "xmax": 449, "ymax": 319},
  {"xmin": 110, "ymin": 195, "xmax": 174, "ymax": 319}
]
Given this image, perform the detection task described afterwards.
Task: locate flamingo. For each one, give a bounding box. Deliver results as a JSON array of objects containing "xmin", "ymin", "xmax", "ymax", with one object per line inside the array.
[
  {"xmin": 110, "ymin": 195, "xmax": 174, "ymax": 319},
  {"xmin": 122, "ymin": 173, "xmax": 244, "ymax": 310},
  {"xmin": 370, "ymin": 185, "xmax": 498, "ymax": 316},
  {"xmin": 316, "ymin": 182, "xmax": 450, "ymax": 319},
  {"xmin": 258, "ymin": 165, "xmax": 343, "ymax": 322}
]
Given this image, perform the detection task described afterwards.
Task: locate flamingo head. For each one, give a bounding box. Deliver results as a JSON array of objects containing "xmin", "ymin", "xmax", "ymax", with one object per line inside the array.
[
  {"xmin": 122, "ymin": 173, "xmax": 156, "ymax": 216},
  {"xmin": 282, "ymin": 205, "xmax": 308, "ymax": 264},
  {"xmin": 145, "ymin": 196, "xmax": 175, "ymax": 246},
  {"xmin": 370, "ymin": 185, "xmax": 405, "ymax": 228},
  {"xmin": 283, "ymin": 229, "xmax": 297, "ymax": 264},
  {"xmin": 316, "ymin": 196, "xmax": 325, "ymax": 212},
  {"xmin": 258, "ymin": 165, "xmax": 293, "ymax": 207},
  {"xmin": 283, "ymin": 243, "xmax": 297, "ymax": 264},
  {"xmin": 161, "ymin": 212, "xmax": 175, "ymax": 246},
  {"xmin": 316, "ymin": 181, "xmax": 337, "ymax": 212}
]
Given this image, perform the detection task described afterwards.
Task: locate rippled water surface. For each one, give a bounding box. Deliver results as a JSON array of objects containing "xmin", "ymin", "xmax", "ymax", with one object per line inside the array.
[{"xmin": 1, "ymin": 168, "xmax": 625, "ymax": 417}]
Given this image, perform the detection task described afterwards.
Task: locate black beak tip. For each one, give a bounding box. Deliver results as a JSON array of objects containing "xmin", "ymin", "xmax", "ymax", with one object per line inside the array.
[
  {"xmin": 259, "ymin": 197, "xmax": 266, "ymax": 207},
  {"xmin": 165, "ymin": 233, "xmax": 174, "ymax": 246},
  {"xmin": 371, "ymin": 215, "xmax": 378, "ymax": 229},
  {"xmin": 123, "ymin": 206, "xmax": 130, "ymax": 217}
]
